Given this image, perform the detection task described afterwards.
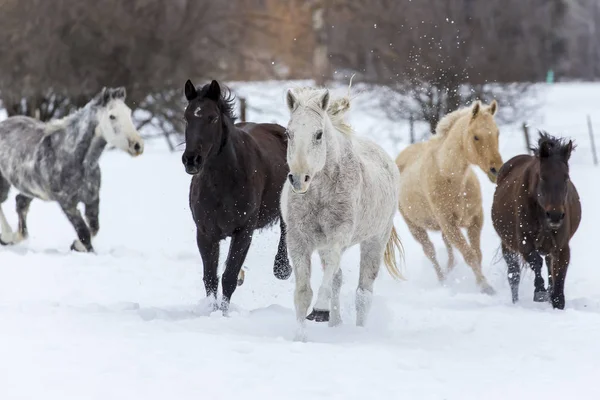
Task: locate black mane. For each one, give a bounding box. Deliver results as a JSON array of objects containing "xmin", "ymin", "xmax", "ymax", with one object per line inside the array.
[
  {"xmin": 531, "ymin": 131, "xmax": 575, "ymax": 158},
  {"xmin": 198, "ymin": 82, "xmax": 237, "ymax": 122}
]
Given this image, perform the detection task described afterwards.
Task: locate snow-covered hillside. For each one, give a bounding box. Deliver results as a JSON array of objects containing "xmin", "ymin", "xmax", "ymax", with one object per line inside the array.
[{"xmin": 0, "ymin": 81, "xmax": 599, "ymax": 400}]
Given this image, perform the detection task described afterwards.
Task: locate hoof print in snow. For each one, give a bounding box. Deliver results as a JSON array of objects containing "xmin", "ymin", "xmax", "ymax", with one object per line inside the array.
[{"xmin": 306, "ymin": 309, "xmax": 329, "ymax": 322}]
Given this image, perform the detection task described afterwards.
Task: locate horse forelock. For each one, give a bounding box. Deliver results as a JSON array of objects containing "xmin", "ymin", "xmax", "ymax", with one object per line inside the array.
[
  {"xmin": 197, "ymin": 82, "xmax": 237, "ymax": 122},
  {"xmin": 290, "ymin": 87, "xmax": 353, "ymax": 136}
]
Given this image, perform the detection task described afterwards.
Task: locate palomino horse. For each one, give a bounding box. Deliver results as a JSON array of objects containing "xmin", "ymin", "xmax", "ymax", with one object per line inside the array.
[
  {"xmin": 0, "ymin": 87, "xmax": 143, "ymax": 252},
  {"xmin": 396, "ymin": 101, "xmax": 502, "ymax": 294},
  {"xmin": 492, "ymin": 132, "xmax": 581, "ymax": 309},
  {"xmin": 182, "ymin": 79, "xmax": 292, "ymax": 312},
  {"xmin": 281, "ymin": 84, "xmax": 404, "ymax": 341}
]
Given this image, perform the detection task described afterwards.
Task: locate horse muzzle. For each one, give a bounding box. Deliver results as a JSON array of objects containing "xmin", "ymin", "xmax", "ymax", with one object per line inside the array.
[
  {"xmin": 288, "ymin": 173, "xmax": 311, "ymax": 194},
  {"xmin": 546, "ymin": 211, "xmax": 565, "ymax": 230},
  {"xmin": 128, "ymin": 139, "xmax": 144, "ymax": 156},
  {"xmin": 182, "ymin": 152, "xmax": 202, "ymax": 175}
]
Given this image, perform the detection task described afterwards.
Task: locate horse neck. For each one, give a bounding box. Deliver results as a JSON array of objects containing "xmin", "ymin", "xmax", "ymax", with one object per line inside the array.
[
  {"xmin": 436, "ymin": 117, "xmax": 470, "ymax": 177},
  {"xmin": 203, "ymin": 120, "xmax": 240, "ymax": 173},
  {"xmin": 322, "ymin": 120, "xmax": 344, "ymax": 175},
  {"xmin": 83, "ymin": 136, "xmax": 107, "ymax": 169},
  {"xmin": 55, "ymin": 103, "xmax": 101, "ymax": 166}
]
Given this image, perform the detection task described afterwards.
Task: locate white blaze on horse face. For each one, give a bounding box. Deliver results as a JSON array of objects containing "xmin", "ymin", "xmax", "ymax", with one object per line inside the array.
[
  {"xmin": 97, "ymin": 99, "xmax": 144, "ymax": 157},
  {"xmin": 286, "ymin": 89, "xmax": 329, "ymax": 194}
]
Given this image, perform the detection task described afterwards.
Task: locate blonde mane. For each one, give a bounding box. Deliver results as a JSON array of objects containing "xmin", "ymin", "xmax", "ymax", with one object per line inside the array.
[{"xmin": 432, "ymin": 107, "xmax": 471, "ymax": 140}]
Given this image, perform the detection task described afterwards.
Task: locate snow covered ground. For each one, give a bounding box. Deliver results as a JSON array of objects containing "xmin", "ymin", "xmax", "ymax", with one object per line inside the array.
[{"xmin": 0, "ymin": 81, "xmax": 599, "ymax": 399}]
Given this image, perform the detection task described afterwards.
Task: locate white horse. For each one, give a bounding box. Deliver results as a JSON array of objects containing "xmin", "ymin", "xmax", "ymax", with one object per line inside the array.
[{"xmin": 281, "ymin": 84, "xmax": 404, "ymax": 341}]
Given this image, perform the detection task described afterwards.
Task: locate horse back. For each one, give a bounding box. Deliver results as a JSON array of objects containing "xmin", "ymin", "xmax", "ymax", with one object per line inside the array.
[{"xmin": 235, "ymin": 122, "xmax": 288, "ymax": 228}]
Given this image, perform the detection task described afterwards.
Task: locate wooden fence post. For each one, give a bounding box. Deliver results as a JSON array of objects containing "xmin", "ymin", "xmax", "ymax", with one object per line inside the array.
[
  {"xmin": 587, "ymin": 115, "xmax": 598, "ymax": 166},
  {"xmin": 240, "ymin": 97, "xmax": 247, "ymax": 123},
  {"xmin": 522, "ymin": 122, "xmax": 531, "ymax": 154}
]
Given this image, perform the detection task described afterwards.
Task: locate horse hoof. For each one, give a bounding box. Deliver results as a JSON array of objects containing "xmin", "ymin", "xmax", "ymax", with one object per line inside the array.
[
  {"xmin": 533, "ymin": 290, "xmax": 549, "ymax": 302},
  {"xmin": 306, "ymin": 309, "xmax": 329, "ymax": 322},
  {"xmin": 481, "ymin": 285, "xmax": 496, "ymax": 296},
  {"xmin": 70, "ymin": 240, "xmax": 93, "ymax": 253}
]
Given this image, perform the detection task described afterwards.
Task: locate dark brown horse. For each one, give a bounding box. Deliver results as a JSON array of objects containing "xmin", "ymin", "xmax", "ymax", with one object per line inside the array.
[
  {"xmin": 491, "ymin": 132, "xmax": 581, "ymax": 309},
  {"xmin": 182, "ymin": 79, "xmax": 292, "ymax": 312}
]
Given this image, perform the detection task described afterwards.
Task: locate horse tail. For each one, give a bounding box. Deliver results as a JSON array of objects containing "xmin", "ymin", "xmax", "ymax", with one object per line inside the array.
[{"xmin": 383, "ymin": 226, "xmax": 406, "ymax": 281}]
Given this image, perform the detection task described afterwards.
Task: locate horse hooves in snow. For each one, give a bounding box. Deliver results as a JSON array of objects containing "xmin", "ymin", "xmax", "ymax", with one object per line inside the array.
[
  {"xmin": 70, "ymin": 240, "xmax": 93, "ymax": 253},
  {"xmin": 306, "ymin": 309, "xmax": 330, "ymax": 322},
  {"xmin": 533, "ymin": 290, "xmax": 549, "ymax": 302}
]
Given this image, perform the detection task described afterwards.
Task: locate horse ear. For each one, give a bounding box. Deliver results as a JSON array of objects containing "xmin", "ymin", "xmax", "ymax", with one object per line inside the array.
[
  {"xmin": 184, "ymin": 80, "xmax": 197, "ymax": 101},
  {"xmin": 320, "ymin": 89, "xmax": 330, "ymax": 111},
  {"xmin": 488, "ymin": 100, "xmax": 498, "ymax": 116},
  {"xmin": 471, "ymin": 101, "xmax": 481, "ymax": 119},
  {"xmin": 207, "ymin": 80, "xmax": 221, "ymax": 101},
  {"xmin": 286, "ymin": 89, "xmax": 297, "ymax": 111},
  {"xmin": 101, "ymin": 87, "xmax": 112, "ymax": 106},
  {"xmin": 562, "ymin": 140, "xmax": 574, "ymax": 161},
  {"xmin": 113, "ymin": 87, "xmax": 126, "ymax": 100}
]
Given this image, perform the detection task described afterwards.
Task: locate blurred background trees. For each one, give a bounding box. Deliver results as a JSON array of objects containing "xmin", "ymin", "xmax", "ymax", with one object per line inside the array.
[{"xmin": 0, "ymin": 0, "xmax": 595, "ymax": 145}]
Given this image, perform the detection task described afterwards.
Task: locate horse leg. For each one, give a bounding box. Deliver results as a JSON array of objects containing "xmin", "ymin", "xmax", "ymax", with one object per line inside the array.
[
  {"xmin": 405, "ymin": 220, "xmax": 445, "ymax": 282},
  {"xmin": 60, "ymin": 202, "xmax": 94, "ymax": 252},
  {"xmin": 545, "ymin": 255, "xmax": 554, "ymax": 295},
  {"xmin": 442, "ymin": 232, "xmax": 455, "ymax": 273},
  {"xmin": 14, "ymin": 194, "xmax": 32, "ymax": 243},
  {"xmin": 308, "ymin": 246, "xmax": 342, "ymax": 323},
  {"xmin": 196, "ymin": 232, "xmax": 219, "ymax": 310},
  {"xmin": 523, "ymin": 251, "xmax": 547, "ymax": 302},
  {"xmin": 466, "ymin": 213, "xmax": 484, "ymax": 266},
  {"xmin": 549, "ymin": 247, "xmax": 570, "ymax": 310},
  {"xmin": 84, "ymin": 197, "xmax": 100, "ymax": 237},
  {"xmin": 439, "ymin": 220, "xmax": 495, "ymax": 295},
  {"xmin": 502, "ymin": 245, "xmax": 521, "ymax": 303},
  {"xmin": 273, "ymin": 217, "xmax": 292, "ymax": 280},
  {"xmin": 0, "ymin": 173, "xmax": 15, "ymax": 245},
  {"xmin": 221, "ymin": 223, "xmax": 255, "ymax": 313},
  {"xmin": 288, "ymin": 237, "xmax": 313, "ymax": 341},
  {"xmin": 356, "ymin": 238, "xmax": 384, "ymax": 327},
  {"xmin": 330, "ymin": 266, "xmax": 343, "ymax": 327}
]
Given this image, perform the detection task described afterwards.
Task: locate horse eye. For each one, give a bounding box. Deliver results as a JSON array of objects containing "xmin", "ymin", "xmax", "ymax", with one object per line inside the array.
[
  {"xmin": 315, "ymin": 130, "xmax": 323, "ymax": 140},
  {"xmin": 208, "ymin": 116, "xmax": 218, "ymax": 124},
  {"xmin": 109, "ymin": 115, "xmax": 116, "ymax": 120},
  {"xmin": 474, "ymin": 135, "xmax": 479, "ymax": 141}
]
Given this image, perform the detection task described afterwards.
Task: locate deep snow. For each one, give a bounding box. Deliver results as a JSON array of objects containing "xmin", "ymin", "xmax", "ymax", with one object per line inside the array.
[{"xmin": 0, "ymin": 81, "xmax": 599, "ymax": 400}]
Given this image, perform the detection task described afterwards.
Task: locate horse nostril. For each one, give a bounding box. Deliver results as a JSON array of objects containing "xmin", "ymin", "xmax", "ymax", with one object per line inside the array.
[
  {"xmin": 133, "ymin": 142, "xmax": 141, "ymax": 152},
  {"xmin": 288, "ymin": 174, "xmax": 294, "ymax": 185},
  {"xmin": 304, "ymin": 175, "xmax": 310, "ymax": 182},
  {"xmin": 490, "ymin": 167, "xmax": 497, "ymax": 175},
  {"xmin": 560, "ymin": 212, "xmax": 565, "ymax": 220}
]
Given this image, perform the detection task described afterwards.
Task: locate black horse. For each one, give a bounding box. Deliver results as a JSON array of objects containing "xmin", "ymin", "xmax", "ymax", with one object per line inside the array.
[{"xmin": 182, "ymin": 79, "xmax": 292, "ymax": 311}]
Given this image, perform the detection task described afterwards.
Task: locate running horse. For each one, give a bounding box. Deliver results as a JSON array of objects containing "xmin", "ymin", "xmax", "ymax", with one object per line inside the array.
[
  {"xmin": 182, "ymin": 79, "xmax": 292, "ymax": 313},
  {"xmin": 0, "ymin": 87, "xmax": 144, "ymax": 252},
  {"xmin": 492, "ymin": 132, "xmax": 581, "ymax": 309}
]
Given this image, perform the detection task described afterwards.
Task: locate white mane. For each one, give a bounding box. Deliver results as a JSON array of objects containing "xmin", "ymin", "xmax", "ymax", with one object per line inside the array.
[{"xmin": 289, "ymin": 82, "xmax": 354, "ymax": 137}]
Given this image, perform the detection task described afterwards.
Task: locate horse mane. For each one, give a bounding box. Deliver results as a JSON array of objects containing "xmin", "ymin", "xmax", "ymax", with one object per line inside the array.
[
  {"xmin": 433, "ymin": 107, "xmax": 471, "ymax": 139},
  {"xmin": 198, "ymin": 82, "xmax": 237, "ymax": 123},
  {"xmin": 290, "ymin": 77, "xmax": 355, "ymax": 136},
  {"xmin": 531, "ymin": 131, "xmax": 575, "ymax": 158}
]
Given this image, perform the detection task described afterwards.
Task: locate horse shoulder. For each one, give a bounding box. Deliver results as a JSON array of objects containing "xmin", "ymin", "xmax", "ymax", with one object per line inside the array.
[{"xmin": 396, "ymin": 142, "xmax": 427, "ymax": 172}]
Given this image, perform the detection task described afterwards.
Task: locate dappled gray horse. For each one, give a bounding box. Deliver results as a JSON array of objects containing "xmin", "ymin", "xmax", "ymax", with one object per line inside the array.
[{"xmin": 0, "ymin": 87, "xmax": 144, "ymax": 252}]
